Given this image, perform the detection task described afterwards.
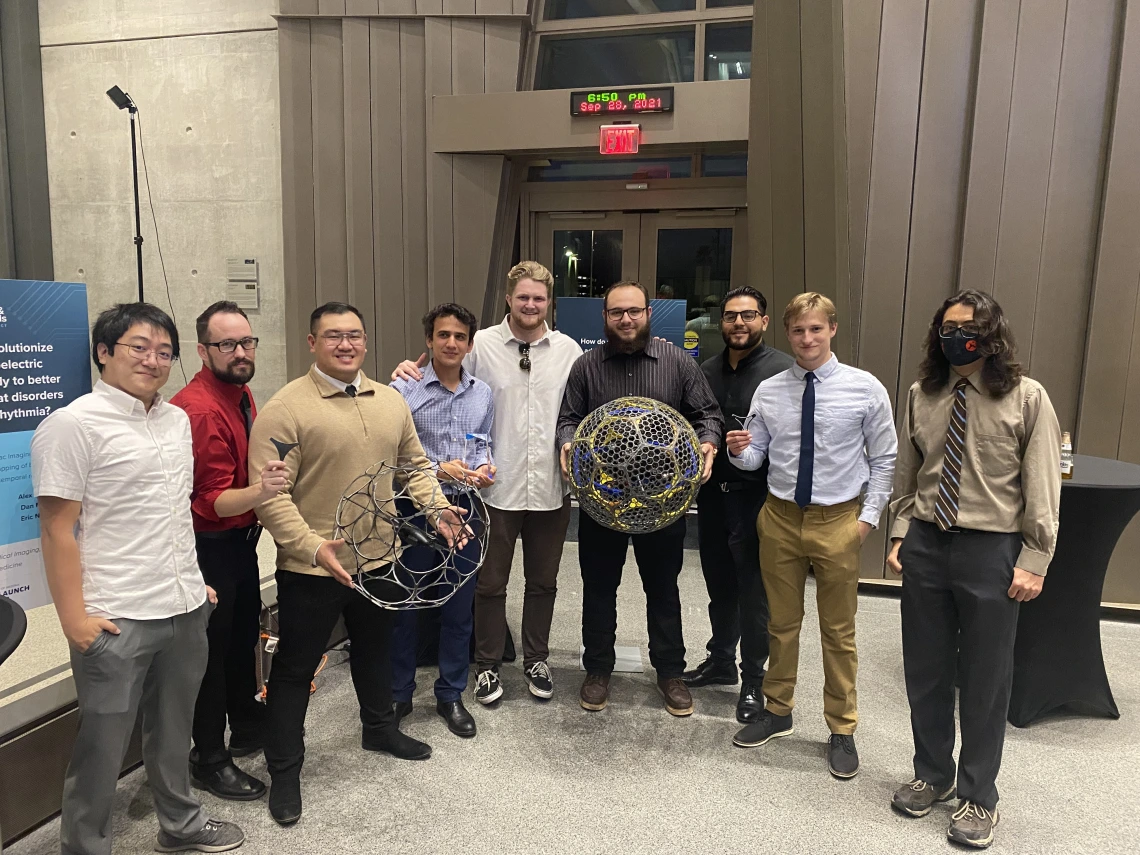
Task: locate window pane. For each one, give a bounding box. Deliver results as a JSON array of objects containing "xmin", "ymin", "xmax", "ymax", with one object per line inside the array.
[
  {"xmin": 553, "ymin": 230, "xmax": 623, "ymax": 298},
  {"xmin": 544, "ymin": 0, "xmax": 695, "ymax": 19},
  {"xmin": 530, "ymin": 157, "xmax": 692, "ymax": 182},
  {"xmin": 707, "ymin": 0, "xmax": 753, "ymax": 7},
  {"xmin": 536, "ymin": 30, "xmax": 696, "ymax": 89},
  {"xmin": 656, "ymin": 228, "xmax": 733, "ymax": 364},
  {"xmin": 701, "ymin": 153, "xmax": 747, "ymax": 177},
  {"xmin": 705, "ymin": 23, "xmax": 752, "ymax": 81}
]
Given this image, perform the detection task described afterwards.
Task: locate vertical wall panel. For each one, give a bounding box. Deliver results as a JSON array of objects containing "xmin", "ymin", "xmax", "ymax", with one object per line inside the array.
[
  {"xmin": 346, "ymin": 1, "xmax": 381, "ymax": 14},
  {"xmin": 485, "ymin": 20, "xmax": 522, "ymax": 91},
  {"xmin": 378, "ymin": 0, "xmax": 417, "ymax": 12},
  {"xmin": 445, "ymin": 0, "xmax": 478, "ymax": 13},
  {"xmin": 426, "ymin": 19, "xmax": 455, "ymax": 306},
  {"xmin": 401, "ymin": 19, "xmax": 430, "ymax": 342},
  {"xmin": 452, "ymin": 18, "xmax": 485, "ymax": 95},
  {"xmin": 477, "ymin": 0, "xmax": 515, "ymax": 14},
  {"xmin": 310, "ymin": 19, "xmax": 349, "ymax": 306},
  {"xmin": 746, "ymin": 2, "xmax": 775, "ymax": 308},
  {"xmin": 958, "ymin": 0, "xmax": 1020, "ymax": 295},
  {"xmin": 418, "ymin": 0, "xmax": 445, "ymax": 14},
  {"xmin": 318, "ymin": 0, "xmax": 347, "ymax": 13}
]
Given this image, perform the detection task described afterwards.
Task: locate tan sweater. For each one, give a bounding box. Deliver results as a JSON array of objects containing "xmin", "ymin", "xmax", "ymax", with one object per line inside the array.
[{"xmin": 249, "ymin": 366, "xmax": 448, "ymax": 577}]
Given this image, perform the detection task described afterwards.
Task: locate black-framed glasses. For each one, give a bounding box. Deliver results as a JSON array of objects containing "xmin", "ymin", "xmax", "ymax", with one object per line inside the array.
[
  {"xmin": 112, "ymin": 341, "xmax": 177, "ymax": 364},
  {"xmin": 320, "ymin": 331, "xmax": 367, "ymax": 346},
  {"xmin": 518, "ymin": 342, "xmax": 531, "ymax": 371},
  {"xmin": 605, "ymin": 307, "xmax": 647, "ymax": 321},
  {"xmin": 939, "ymin": 322, "xmax": 981, "ymax": 338},
  {"xmin": 723, "ymin": 310, "xmax": 761, "ymax": 324},
  {"xmin": 206, "ymin": 337, "xmax": 259, "ymax": 353}
]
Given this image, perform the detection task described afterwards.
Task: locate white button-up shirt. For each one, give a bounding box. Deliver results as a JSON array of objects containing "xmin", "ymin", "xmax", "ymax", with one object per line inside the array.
[
  {"xmin": 466, "ymin": 317, "xmax": 583, "ymax": 511},
  {"xmin": 31, "ymin": 380, "xmax": 206, "ymax": 620},
  {"xmin": 730, "ymin": 354, "xmax": 898, "ymax": 526}
]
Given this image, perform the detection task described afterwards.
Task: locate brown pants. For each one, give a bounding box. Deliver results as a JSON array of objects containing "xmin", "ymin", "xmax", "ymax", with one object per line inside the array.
[
  {"xmin": 758, "ymin": 495, "xmax": 862, "ymax": 734},
  {"xmin": 474, "ymin": 498, "xmax": 571, "ymax": 670}
]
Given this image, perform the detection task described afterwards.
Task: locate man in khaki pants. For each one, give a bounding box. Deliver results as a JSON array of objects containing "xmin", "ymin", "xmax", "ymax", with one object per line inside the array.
[{"xmin": 725, "ymin": 293, "xmax": 897, "ymax": 778}]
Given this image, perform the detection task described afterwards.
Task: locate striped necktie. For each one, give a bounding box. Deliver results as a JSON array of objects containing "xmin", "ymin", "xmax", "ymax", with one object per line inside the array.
[{"xmin": 934, "ymin": 377, "xmax": 970, "ymax": 532}]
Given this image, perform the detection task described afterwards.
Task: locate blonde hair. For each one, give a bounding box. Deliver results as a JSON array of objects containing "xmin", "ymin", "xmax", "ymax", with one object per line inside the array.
[
  {"xmin": 783, "ymin": 292, "xmax": 838, "ymax": 329},
  {"xmin": 507, "ymin": 261, "xmax": 554, "ymax": 297}
]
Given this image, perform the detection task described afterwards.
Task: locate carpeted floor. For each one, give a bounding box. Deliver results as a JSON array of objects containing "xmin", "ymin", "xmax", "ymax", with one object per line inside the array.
[{"xmin": 8, "ymin": 542, "xmax": 1140, "ymax": 855}]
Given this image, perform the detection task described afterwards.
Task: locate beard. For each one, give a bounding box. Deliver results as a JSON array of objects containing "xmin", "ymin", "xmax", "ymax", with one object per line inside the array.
[
  {"xmin": 722, "ymin": 327, "xmax": 764, "ymax": 351},
  {"xmin": 606, "ymin": 321, "xmax": 651, "ymax": 354},
  {"xmin": 211, "ymin": 357, "xmax": 255, "ymax": 385}
]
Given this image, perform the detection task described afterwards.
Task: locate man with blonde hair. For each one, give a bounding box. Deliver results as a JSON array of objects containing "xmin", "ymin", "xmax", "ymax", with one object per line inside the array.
[
  {"xmin": 726, "ymin": 292, "xmax": 897, "ymax": 778},
  {"xmin": 393, "ymin": 261, "xmax": 583, "ymax": 704}
]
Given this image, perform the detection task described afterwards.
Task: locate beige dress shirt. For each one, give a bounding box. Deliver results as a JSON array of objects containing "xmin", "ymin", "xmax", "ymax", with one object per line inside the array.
[{"xmin": 889, "ymin": 371, "xmax": 1062, "ymax": 575}]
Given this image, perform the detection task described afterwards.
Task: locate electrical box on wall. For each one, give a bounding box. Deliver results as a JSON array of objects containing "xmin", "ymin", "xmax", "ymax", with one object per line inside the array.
[{"xmin": 226, "ymin": 258, "xmax": 259, "ymax": 309}]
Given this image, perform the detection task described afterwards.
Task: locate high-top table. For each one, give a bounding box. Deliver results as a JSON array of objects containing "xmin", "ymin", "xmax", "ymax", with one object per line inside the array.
[{"xmin": 1008, "ymin": 454, "xmax": 1140, "ymax": 727}]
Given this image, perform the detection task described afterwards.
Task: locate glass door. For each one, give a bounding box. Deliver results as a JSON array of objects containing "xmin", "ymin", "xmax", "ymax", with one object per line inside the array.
[{"xmin": 535, "ymin": 212, "xmax": 642, "ymax": 300}]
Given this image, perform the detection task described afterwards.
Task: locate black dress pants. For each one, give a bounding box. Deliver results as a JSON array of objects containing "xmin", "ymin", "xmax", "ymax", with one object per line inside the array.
[
  {"xmin": 191, "ymin": 530, "xmax": 266, "ymax": 773},
  {"xmin": 900, "ymin": 520, "xmax": 1022, "ymax": 811},
  {"xmin": 696, "ymin": 483, "xmax": 770, "ymax": 683},
  {"xmin": 579, "ymin": 512, "xmax": 687, "ymax": 679},
  {"xmin": 265, "ymin": 570, "xmax": 396, "ymax": 782}
]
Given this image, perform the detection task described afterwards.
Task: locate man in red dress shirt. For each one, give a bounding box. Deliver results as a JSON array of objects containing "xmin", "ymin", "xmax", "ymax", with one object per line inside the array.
[{"xmin": 172, "ymin": 301, "xmax": 287, "ymax": 801}]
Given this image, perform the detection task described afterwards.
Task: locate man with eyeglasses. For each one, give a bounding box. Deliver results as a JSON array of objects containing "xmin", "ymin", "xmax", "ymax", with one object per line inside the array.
[
  {"xmin": 32, "ymin": 303, "xmax": 245, "ymax": 854},
  {"xmin": 250, "ymin": 301, "xmax": 469, "ymax": 826},
  {"xmin": 557, "ymin": 281, "xmax": 722, "ymax": 717},
  {"xmin": 170, "ymin": 301, "xmax": 286, "ymax": 802},
  {"xmin": 682, "ymin": 287, "xmax": 794, "ymax": 725},
  {"xmin": 392, "ymin": 261, "xmax": 583, "ymax": 706}
]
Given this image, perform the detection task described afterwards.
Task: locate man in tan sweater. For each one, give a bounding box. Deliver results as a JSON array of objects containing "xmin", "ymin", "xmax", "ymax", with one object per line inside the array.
[{"xmin": 249, "ymin": 301, "xmax": 467, "ymax": 827}]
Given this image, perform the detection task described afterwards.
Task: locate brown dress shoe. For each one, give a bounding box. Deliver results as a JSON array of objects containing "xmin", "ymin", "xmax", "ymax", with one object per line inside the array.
[
  {"xmin": 579, "ymin": 674, "xmax": 610, "ymax": 711},
  {"xmin": 658, "ymin": 677, "xmax": 694, "ymax": 716}
]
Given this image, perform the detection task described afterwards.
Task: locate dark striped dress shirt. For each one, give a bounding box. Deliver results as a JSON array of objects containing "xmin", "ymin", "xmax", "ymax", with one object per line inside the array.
[{"xmin": 556, "ymin": 338, "xmax": 724, "ymax": 449}]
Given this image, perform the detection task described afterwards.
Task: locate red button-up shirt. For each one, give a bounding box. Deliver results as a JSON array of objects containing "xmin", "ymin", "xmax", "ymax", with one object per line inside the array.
[{"xmin": 171, "ymin": 366, "xmax": 258, "ymax": 532}]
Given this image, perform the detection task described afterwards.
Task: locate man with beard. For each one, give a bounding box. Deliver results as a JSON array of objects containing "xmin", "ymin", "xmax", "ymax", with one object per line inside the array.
[
  {"xmin": 172, "ymin": 301, "xmax": 287, "ymax": 801},
  {"xmin": 683, "ymin": 287, "xmax": 794, "ymax": 724},
  {"xmin": 557, "ymin": 281, "xmax": 722, "ymax": 716}
]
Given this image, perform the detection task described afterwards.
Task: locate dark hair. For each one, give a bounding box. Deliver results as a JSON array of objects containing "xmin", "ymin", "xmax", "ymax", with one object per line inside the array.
[
  {"xmin": 196, "ymin": 300, "xmax": 249, "ymax": 344},
  {"xmin": 91, "ymin": 302, "xmax": 180, "ymax": 374},
  {"xmin": 602, "ymin": 280, "xmax": 650, "ymax": 307},
  {"xmin": 310, "ymin": 301, "xmax": 367, "ymax": 335},
  {"xmin": 919, "ymin": 290, "xmax": 1022, "ymax": 396},
  {"xmin": 423, "ymin": 302, "xmax": 477, "ymax": 340},
  {"xmin": 720, "ymin": 286, "xmax": 768, "ymax": 315}
]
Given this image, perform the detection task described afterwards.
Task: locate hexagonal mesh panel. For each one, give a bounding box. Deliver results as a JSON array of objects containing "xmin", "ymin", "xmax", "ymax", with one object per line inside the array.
[{"xmin": 570, "ymin": 396, "xmax": 703, "ymax": 534}]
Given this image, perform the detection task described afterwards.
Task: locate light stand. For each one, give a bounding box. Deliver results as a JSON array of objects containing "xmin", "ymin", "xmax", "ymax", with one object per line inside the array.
[{"xmin": 106, "ymin": 86, "xmax": 144, "ymax": 302}]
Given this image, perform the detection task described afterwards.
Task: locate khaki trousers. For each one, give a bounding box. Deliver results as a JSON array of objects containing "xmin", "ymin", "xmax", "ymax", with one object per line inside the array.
[{"xmin": 758, "ymin": 495, "xmax": 862, "ymax": 734}]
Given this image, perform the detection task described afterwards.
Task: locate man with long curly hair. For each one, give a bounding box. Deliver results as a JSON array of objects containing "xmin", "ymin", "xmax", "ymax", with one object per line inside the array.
[{"xmin": 887, "ymin": 290, "xmax": 1061, "ymax": 849}]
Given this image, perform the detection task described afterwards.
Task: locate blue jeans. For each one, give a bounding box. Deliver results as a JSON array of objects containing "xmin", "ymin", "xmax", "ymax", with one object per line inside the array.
[{"xmin": 390, "ymin": 494, "xmax": 482, "ymax": 703}]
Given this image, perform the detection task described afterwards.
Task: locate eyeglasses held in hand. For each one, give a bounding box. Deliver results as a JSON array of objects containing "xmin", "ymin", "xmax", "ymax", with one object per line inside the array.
[
  {"xmin": 518, "ymin": 342, "xmax": 531, "ymax": 371},
  {"xmin": 605, "ymin": 307, "xmax": 647, "ymax": 321},
  {"xmin": 206, "ymin": 337, "xmax": 259, "ymax": 353},
  {"xmin": 112, "ymin": 342, "xmax": 177, "ymax": 364},
  {"xmin": 939, "ymin": 322, "xmax": 981, "ymax": 338},
  {"xmin": 321, "ymin": 331, "xmax": 367, "ymax": 346},
  {"xmin": 723, "ymin": 310, "xmax": 761, "ymax": 323}
]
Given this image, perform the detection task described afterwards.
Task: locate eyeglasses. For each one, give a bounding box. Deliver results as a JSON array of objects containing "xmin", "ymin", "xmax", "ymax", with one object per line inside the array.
[
  {"xmin": 722, "ymin": 310, "xmax": 762, "ymax": 324},
  {"xmin": 320, "ymin": 331, "xmax": 367, "ymax": 346},
  {"xmin": 939, "ymin": 322, "xmax": 981, "ymax": 338},
  {"xmin": 518, "ymin": 342, "xmax": 531, "ymax": 371},
  {"xmin": 206, "ymin": 337, "xmax": 259, "ymax": 353},
  {"xmin": 112, "ymin": 342, "xmax": 177, "ymax": 364},
  {"xmin": 605, "ymin": 307, "xmax": 647, "ymax": 321}
]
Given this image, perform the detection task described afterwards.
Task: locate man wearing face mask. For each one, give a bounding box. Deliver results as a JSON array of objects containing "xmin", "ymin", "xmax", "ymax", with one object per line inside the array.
[
  {"xmin": 683, "ymin": 287, "xmax": 794, "ymax": 724},
  {"xmin": 557, "ymin": 281, "xmax": 722, "ymax": 717},
  {"xmin": 887, "ymin": 291, "xmax": 1060, "ymax": 850}
]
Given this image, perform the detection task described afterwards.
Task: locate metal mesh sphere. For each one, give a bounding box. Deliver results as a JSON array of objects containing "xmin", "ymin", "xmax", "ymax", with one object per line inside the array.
[
  {"xmin": 335, "ymin": 459, "xmax": 489, "ymax": 609},
  {"xmin": 570, "ymin": 396, "xmax": 702, "ymax": 534}
]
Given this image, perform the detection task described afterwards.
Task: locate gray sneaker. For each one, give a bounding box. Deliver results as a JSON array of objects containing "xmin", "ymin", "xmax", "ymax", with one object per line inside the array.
[
  {"xmin": 892, "ymin": 778, "xmax": 956, "ymax": 817},
  {"xmin": 948, "ymin": 800, "xmax": 999, "ymax": 849},
  {"xmin": 155, "ymin": 819, "xmax": 244, "ymax": 853}
]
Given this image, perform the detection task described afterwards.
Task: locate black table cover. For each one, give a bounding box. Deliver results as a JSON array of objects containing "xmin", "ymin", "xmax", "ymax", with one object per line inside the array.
[
  {"xmin": 1008, "ymin": 454, "xmax": 1140, "ymax": 727},
  {"xmin": 0, "ymin": 594, "xmax": 27, "ymax": 667}
]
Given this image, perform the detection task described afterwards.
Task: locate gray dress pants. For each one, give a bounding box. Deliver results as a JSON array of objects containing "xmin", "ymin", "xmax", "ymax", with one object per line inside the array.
[{"xmin": 61, "ymin": 602, "xmax": 211, "ymax": 855}]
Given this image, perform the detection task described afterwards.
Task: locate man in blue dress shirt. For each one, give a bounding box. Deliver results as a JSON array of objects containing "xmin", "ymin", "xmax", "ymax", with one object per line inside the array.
[{"xmin": 726, "ymin": 292, "xmax": 897, "ymax": 779}]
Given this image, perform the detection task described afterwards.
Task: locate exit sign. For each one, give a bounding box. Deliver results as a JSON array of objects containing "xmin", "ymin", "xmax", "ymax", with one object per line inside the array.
[{"xmin": 599, "ymin": 124, "xmax": 640, "ymax": 155}]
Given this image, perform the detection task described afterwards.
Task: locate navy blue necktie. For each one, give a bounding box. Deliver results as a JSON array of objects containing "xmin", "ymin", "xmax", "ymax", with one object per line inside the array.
[{"xmin": 795, "ymin": 371, "xmax": 816, "ymax": 508}]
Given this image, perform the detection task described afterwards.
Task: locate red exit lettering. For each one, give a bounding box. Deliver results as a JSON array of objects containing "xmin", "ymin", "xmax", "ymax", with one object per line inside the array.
[{"xmin": 599, "ymin": 124, "xmax": 640, "ymax": 155}]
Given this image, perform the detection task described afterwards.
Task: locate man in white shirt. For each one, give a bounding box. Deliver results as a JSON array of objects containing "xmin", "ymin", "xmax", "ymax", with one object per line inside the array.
[
  {"xmin": 393, "ymin": 261, "xmax": 583, "ymax": 704},
  {"xmin": 726, "ymin": 292, "xmax": 897, "ymax": 779},
  {"xmin": 31, "ymin": 303, "xmax": 244, "ymax": 855}
]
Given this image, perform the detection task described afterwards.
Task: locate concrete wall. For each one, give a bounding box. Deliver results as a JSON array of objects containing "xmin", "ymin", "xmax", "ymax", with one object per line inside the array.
[{"xmin": 37, "ymin": 0, "xmax": 286, "ymax": 406}]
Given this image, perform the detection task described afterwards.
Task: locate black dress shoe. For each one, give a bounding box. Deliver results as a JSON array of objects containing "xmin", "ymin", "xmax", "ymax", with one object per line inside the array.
[
  {"xmin": 681, "ymin": 656, "xmax": 739, "ymax": 688},
  {"xmin": 269, "ymin": 777, "xmax": 302, "ymax": 826},
  {"xmin": 228, "ymin": 733, "xmax": 264, "ymax": 758},
  {"xmin": 191, "ymin": 762, "xmax": 267, "ymax": 801},
  {"xmin": 737, "ymin": 683, "xmax": 764, "ymax": 724},
  {"xmin": 393, "ymin": 700, "xmax": 413, "ymax": 725},
  {"xmin": 362, "ymin": 728, "xmax": 432, "ymax": 760},
  {"xmin": 436, "ymin": 699, "xmax": 477, "ymax": 738}
]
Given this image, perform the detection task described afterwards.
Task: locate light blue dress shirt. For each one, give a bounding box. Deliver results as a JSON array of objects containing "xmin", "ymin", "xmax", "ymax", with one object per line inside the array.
[
  {"xmin": 729, "ymin": 354, "xmax": 898, "ymax": 526},
  {"xmin": 391, "ymin": 361, "xmax": 495, "ymax": 474}
]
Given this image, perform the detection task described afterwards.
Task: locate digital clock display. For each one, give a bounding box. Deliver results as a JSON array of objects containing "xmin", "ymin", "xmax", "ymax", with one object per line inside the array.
[{"xmin": 570, "ymin": 87, "xmax": 675, "ymax": 117}]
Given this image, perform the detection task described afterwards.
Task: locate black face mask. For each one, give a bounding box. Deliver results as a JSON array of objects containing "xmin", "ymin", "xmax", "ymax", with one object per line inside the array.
[{"xmin": 940, "ymin": 329, "xmax": 982, "ymax": 366}]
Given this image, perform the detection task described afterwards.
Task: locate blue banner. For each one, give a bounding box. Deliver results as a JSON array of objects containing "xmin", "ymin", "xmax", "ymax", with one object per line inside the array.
[
  {"xmin": 0, "ymin": 280, "xmax": 90, "ymax": 609},
  {"xmin": 555, "ymin": 297, "xmax": 690, "ymax": 353}
]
